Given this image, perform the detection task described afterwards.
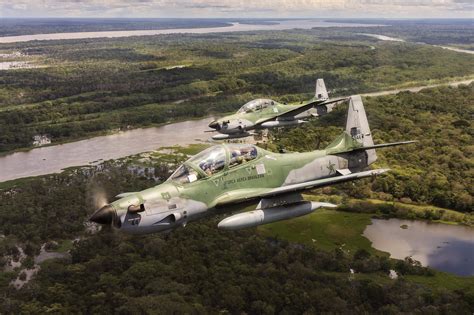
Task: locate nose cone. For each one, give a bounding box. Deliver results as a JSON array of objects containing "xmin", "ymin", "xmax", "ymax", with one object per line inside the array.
[
  {"xmin": 90, "ymin": 205, "xmax": 115, "ymax": 225},
  {"xmin": 208, "ymin": 120, "xmax": 221, "ymax": 130}
]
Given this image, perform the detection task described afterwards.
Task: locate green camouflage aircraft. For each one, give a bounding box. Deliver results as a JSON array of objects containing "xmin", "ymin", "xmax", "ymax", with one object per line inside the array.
[
  {"xmin": 208, "ymin": 79, "xmax": 346, "ymax": 140},
  {"xmin": 90, "ymin": 95, "xmax": 414, "ymax": 234}
]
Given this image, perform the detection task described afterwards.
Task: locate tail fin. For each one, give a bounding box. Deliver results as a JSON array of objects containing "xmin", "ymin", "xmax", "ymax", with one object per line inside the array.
[
  {"xmin": 325, "ymin": 96, "xmax": 416, "ymax": 164},
  {"xmin": 315, "ymin": 79, "xmax": 328, "ymax": 101},
  {"xmin": 346, "ymin": 95, "xmax": 377, "ymax": 165}
]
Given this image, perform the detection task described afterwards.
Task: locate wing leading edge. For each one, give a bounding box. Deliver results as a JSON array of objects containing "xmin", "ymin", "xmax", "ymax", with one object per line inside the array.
[
  {"xmin": 255, "ymin": 97, "xmax": 347, "ymax": 126},
  {"xmin": 214, "ymin": 168, "xmax": 389, "ymax": 207}
]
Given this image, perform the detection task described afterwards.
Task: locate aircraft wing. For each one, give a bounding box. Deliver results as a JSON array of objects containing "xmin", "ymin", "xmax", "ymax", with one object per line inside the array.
[
  {"xmin": 214, "ymin": 168, "xmax": 389, "ymax": 207},
  {"xmin": 255, "ymin": 97, "xmax": 347, "ymax": 125}
]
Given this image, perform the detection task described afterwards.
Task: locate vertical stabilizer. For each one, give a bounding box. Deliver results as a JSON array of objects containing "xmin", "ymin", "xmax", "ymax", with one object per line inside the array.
[
  {"xmin": 315, "ymin": 79, "xmax": 329, "ymax": 101},
  {"xmin": 346, "ymin": 95, "xmax": 377, "ymax": 165}
]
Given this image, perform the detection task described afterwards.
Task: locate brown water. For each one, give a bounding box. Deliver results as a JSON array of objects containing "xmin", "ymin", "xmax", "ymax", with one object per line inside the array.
[
  {"xmin": 0, "ymin": 61, "xmax": 36, "ymax": 70},
  {"xmin": 358, "ymin": 33, "xmax": 405, "ymax": 42},
  {"xmin": 0, "ymin": 20, "xmax": 380, "ymax": 43},
  {"xmin": 0, "ymin": 118, "xmax": 212, "ymax": 182},
  {"xmin": 1, "ymin": 79, "xmax": 472, "ymax": 183},
  {"xmin": 364, "ymin": 218, "xmax": 474, "ymax": 276},
  {"xmin": 435, "ymin": 45, "xmax": 474, "ymax": 55},
  {"xmin": 359, "ymin": 33, "xmax": 474, "ymax": 55},
  {"xmin": 361, "ymin": 79, "xmax": 474, "ymax": 97}
]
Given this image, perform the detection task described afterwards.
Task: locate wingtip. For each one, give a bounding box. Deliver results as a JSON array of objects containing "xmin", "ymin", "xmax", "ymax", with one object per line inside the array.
[
  {"xmin": 374, "ymin": 168, "xmax": 391, "ymax": 175},
  {"xmin": 311, "ymin": 201, "xmax": 338, "ymax": 209}
]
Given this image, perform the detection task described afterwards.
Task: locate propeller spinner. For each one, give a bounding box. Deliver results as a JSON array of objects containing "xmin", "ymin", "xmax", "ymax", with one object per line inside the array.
[
  {"xmin": 89, "ymin": 204, "xmax": 116, "ymax": 225},
  {"xmin": 208, "ymin": 120, "xmax": 221, "ymax": 131}
]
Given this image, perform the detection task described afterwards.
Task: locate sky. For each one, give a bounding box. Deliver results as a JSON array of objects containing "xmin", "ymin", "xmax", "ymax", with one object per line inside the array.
[{"xmin": 0, "ymin": 0, "xmax": 473, "ymax": 19}]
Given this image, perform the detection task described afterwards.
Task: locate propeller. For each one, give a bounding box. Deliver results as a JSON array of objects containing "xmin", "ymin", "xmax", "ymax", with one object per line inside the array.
[
  {"xmin": 86, "ymin": 181, "xmax": 120, "ymax": 228},
  {"xmin": 91, "ymin": 186, "xmax": 108, "ymax": 210},
  {"xmin": 208, "ymin": 120, "xmax": 221, "ymax": 131},
  {"xmin": 87, "ymin": 178, "xmax": 144, "ymax": 229}
]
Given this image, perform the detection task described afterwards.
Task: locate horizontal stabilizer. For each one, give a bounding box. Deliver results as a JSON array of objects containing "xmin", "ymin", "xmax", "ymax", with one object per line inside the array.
[
  {"xmin": 336, "ymin": 168, "xmax": 352, "ymax": 176},
  {"xmin": 350, "ymin": 140, "xmax": 417, "ymax": 152},
  {"xmin": 321, "ymin": 97, "xmax": 348, "ymax": 104}
]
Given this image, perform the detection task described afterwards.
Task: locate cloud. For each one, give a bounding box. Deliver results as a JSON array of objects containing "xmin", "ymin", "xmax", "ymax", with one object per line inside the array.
[{"xmin": 0, "ymin": 0, "xmax": 472, "ymax": 18}]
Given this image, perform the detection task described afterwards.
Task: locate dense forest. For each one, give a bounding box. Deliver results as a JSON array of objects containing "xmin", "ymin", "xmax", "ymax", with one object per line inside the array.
[
  {"xmin": 0, "ymin": 84, "xmax": 473, "ymax": 313},
  {"xmin": 0, "ymin": 22, "xmax": 473, "ymax": 313},
  {"xmin": 1, "ymin": 26, "xmax": 473, "ymax": 152},
  {"xmin": 0, "ymin": 159, "xmax": 472, "ymax": 314},
  {"xmin": 327, "ymin": 19, "xmax": 474, "ymax": 47},
  {"xmin": 270, "ymin": 84, "xmax": 473, "ymax": 213}
]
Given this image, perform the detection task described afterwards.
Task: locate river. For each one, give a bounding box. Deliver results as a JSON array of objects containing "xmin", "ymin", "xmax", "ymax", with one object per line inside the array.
[
  {"xmin": 364, "ymin": 218, "xmax": 474, "ymax": 276},
  {"xmin": 359, "ymin": 33, "xmax": 474, "ymax": 55},
  {"xmin": 1, "ymin": 79, "xmax": 472, "ymax": 183},
  {"xmin": 0, "ymin": 20, "xmax": 379, "ymax": 44},
  {"xmin": 0, "ymin": 118, "xmax": 212, "ymax": 182},
  {"xmin": 361, "ymin": 79, "xmax": 474, "ymax": 97}
]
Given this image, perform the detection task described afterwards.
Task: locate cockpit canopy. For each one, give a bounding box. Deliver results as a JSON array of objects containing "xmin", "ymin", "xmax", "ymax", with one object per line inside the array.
[
  {"xmin": 237, "ymin": 98, "xmax": 275, "ymax": 114},
  {"xmin": 169, "ymin": 144, "xmax": 259, "ymax": 184}
]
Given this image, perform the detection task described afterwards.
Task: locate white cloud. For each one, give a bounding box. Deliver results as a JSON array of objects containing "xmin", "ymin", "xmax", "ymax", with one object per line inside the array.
[{"xmin": 0, "ymin": 0, "xmax": 472, "ymax": 18}]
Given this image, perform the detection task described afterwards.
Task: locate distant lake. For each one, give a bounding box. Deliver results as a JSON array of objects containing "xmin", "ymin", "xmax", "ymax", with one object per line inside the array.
[
  {"xmin": 364, "ymin": 218, "xmax": 474, "ymax": 276},
  {"xmin": 0, "ymin": 118, "xmax": 212, "ymax": 182},
  {"xmin": 0, "ymin": 20, "xmax": 380, "ymax": 43}
]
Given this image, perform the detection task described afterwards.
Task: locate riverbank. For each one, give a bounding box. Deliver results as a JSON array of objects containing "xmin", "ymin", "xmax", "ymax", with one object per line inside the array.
[
  {"xmin": 364, "ymin": 218, "xmax": 474, "ymax": 276},
  {"xmin": 305, "ymin": 191, "xmax": 472, "ymax": 226},
  {"xmin": 1, "ymin": 143, "xmax": 471, "ymax": 296},
  {"xmin": 0, "ymin": 142, "xmax": 209, "ymax": 190},
  {"xmin": 0, "ymin": 114, "xmax": 217, "ymax": 158},
  {"xmin": 340, "ymin": 198, "xmax": 473, "ymax": 226},
  {"xmin": 0, "ymin": 117, "xmax": 218, "ymax": 182},
  {"xmin": 0, "ymin": 20, "xmax": 380, "ymax": 44},
  {"xmin": 1, "ymin": 76, "xmax": 472, "ymax": 159},
  {"xmin": 258, "ymin": 206, "xmax": 474, "ymax": 278}
]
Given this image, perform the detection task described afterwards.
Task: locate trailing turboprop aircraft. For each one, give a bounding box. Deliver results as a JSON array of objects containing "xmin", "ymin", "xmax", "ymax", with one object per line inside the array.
[
  {"xmin": 90, "ymin": 95, "xmax": 415, "ymax": 234},
  {"xmin": 208, "ymin": 79, "xmax": 346, "ymax": 140}
]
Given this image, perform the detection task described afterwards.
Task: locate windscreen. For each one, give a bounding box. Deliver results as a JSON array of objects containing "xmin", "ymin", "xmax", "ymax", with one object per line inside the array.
[{"xmin": 169, "ymin": 164, "xmax": 200, "ymax": 184}]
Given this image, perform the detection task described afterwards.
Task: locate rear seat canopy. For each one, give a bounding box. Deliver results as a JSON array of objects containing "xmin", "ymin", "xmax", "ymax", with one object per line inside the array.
[{"xmin": 228, "ymin": 144, "xmax": 257, "ymax": 167}]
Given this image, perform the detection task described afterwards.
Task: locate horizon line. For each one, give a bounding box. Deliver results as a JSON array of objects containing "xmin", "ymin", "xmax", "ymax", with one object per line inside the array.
[{"xmin": 1, "ymin": 17, "xmax": 473, "ymax": 20}]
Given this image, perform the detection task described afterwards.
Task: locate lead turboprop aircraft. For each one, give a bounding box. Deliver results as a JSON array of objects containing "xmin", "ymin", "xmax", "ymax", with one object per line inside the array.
[
  {"xmin": 90, "ymin": 95, "xmax": 415, "ymax": 234},
  {"xmin": 208, "ymin": 79, "xmax": 346, "ymax": 140}
]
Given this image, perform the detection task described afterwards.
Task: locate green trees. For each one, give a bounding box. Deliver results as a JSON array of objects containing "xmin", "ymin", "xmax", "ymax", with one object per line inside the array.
[
  {"xmin": 2, "ymin": 226, "xmax": 471, "ymax": 314},
  {"xmin": 0, "ymin": 134, "xmax": 471, "ymax": 313},
  {"xmin": 1, "ymin": 29, "xmax": 473, "ymax": 153},
  {"xmin": 272, "ymin": 84, "xmax": 473, "ymax": 212}
]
